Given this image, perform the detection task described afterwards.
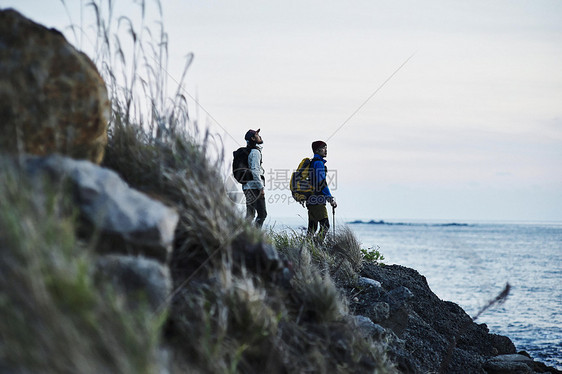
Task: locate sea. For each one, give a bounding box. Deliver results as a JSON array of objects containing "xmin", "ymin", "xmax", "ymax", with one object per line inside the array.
[{"xmin": 269, "ymin": 217, "xmax": 562, "ymax": 369}]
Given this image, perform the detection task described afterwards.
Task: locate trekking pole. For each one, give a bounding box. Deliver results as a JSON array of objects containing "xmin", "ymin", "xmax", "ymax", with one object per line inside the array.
[{"xmin": 332, "ymin": 205, "xmax": 336, "ymax": 236}]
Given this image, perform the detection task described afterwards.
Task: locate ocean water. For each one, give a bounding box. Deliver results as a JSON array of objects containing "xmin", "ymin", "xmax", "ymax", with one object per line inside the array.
[{"xmin": 270, "ymin": 218, "xmax": 562, "ymax": 369}]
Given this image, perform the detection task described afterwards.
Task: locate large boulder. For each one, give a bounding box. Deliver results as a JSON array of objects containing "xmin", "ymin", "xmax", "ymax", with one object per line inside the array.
[
  {"xmin": 351, "ymin": 264, "xmax": 561, "ymax": 373},
  {"xmin": 0, "ymin": 8, "xmax": 109, "ymax": 164},
  {"xmin": 25, "ymin": 155, "xmax": 179, "ymax": 263},
  {"xmin": 95, "ymin": 255, "xmax": 172, "ymax": 313}
]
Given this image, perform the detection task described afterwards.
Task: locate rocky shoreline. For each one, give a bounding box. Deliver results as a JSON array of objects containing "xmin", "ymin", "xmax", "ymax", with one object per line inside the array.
[
  {"xmin": 348, "ymin": 263, "xmax": 561, "ymax": 373},
  {"xmin": 7, "ymin": 150, "xmax": 562, "ymax": 373}
]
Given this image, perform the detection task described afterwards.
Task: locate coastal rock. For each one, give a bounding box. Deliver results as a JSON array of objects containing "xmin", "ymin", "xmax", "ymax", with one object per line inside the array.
[
  {"xmin": 483, "ymin": 354, "xmax": 534, "ymax": 374},
  {"xmin": 351, "ymin": 264, "xmax": 561, "ymax": 373},
  {"xmin": 358, "ymin": 276, "xmax": 382, "ymax": 290},
  {"xmin": 233, "ymin": 236, "xmax": 283, "ymax": 278},
  {"xmin": 0, "ymin": 9, "xmax": 109, "ymax": 164},
  {"xmin": 484, "ymin": 354, "xmax": 562, "ymax": 374},
  {"xmin": 25, "ymin": 155, "xmax": 178, "ymax": 262},
  {"xmin": 369, "ymin": 301, "xmax": 390, "ymax": 323},
  {"xmin": 354, "ymin": 263, "xmax": 518, "ymax": 373},
  {"xmin": 382, "ymin": 285, "xmax": 414, "ymax": 311},
  {"xmin": 95, "ymin": 255, "xmax": 172, "ymax": 313},
  {"xmin": 350, "ymin": 315, "xmax": 385, "ymax": 339}
]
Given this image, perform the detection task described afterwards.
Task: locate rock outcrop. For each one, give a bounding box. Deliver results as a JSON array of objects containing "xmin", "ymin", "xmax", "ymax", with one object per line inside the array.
[
  {"xmin": 349, "ymin": 263, "xmax": 561, "ymax": 374},
  {"xmin": 95, "ymin": 254, "xmax": 172, "ymax": 313},
  {"xmin": 25, "ymin": 155, "xmax": 179, "ymax": 263},
  {"xmin": 17, "ymin": 154, "xmax": 178, "ymax": 320},
  {"xmin": 0, "ymin": 8, "xmax": 109, "ymax": 164}
]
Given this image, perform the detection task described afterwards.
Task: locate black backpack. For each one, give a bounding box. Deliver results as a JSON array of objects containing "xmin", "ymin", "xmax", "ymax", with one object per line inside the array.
[{"xmin": 232, "ymin": 147, "xmax": 252, "ymax": 184}]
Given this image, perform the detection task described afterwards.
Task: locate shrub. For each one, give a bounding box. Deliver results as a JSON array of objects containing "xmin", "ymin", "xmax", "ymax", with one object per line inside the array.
[{"xmin": 361, "ymin": 246, "xmax": 386, "ymax": 265}]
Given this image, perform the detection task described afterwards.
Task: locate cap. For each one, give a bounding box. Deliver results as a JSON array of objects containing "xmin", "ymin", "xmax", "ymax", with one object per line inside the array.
[
  {"xmin": 312, "ymin": 140, "xmax": 327, "ymax": 152},
  {"xmin": 245, "ymin": 128, "xmax": 261, "ymax": 141}
]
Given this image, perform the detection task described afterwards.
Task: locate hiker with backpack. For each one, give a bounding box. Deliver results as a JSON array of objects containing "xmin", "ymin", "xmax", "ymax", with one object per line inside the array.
[
  {"xmin": 232, "ymin": 129, "xmax": 267, "ymax": 227},
  {"xmin": 290, "ymin": 140, "xmax": 337, "ymax": 237},
  {"xmin": 307, "ymin": 140, "xmax": 337, "ymax": 236}
]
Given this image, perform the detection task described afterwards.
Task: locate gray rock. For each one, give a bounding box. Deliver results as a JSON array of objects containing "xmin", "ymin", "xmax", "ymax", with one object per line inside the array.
[
  {"xmin": 361, "ymin": 263, "xmax": 517, "ymax": 373},
  {"xmin": 490, "ymin": 333, "xmax": 517, "ymax": 355},
  {"xmin": 26, "ymin": 155, "xmax": 178, "ymax": 262},
  {"xmin": 381, "ymin": 304, "xmax": 409, "ymax": 338},
  {"xmin": 484, "ymin": 354, "xmax": 535, "ymax": 374},
  {"xmin": 351, "ymin": 315, "xmax": 383, "ymax": 339},
  {"xmin": 383, "ymin": 285, "xmax": 414, "ymax": 311},
  {"xmin": 371, "ymin": 323, "xmax": 388, "ymax": 340},
  {"xmin": 234, "ymin": 236, "xmax": 283, "ymax": 277},
  {"xmin": 261, "ymin": 243, "xmax": 282, "ymax": 269},
  {"xmin": 358, "ymin": 276, "xmax": 382, "ymax": 290},
  {"xmin": 484, "ymin": 353, "xmax": 562, "ymax": 374},
  {"xmin": 370, "ymin": 301, "xmax": 390, "ymax": 323},
  {"xmin": 95, "ymin": 254, "xmax": 172, "ymax": 313},
  {"xmin": 491, "ymin": 354, "xmax": 534, "ymax": 363},
  {"xmin": 157, "ymin": 346, "xmax": 172, "ymax": 374},
  {"xmin": 0, "ymin": 9, "xmax": 109, "ymax": 164}
]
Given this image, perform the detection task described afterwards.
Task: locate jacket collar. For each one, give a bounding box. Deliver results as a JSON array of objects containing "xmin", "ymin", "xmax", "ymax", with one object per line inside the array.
[
  {"xmin": 247, "ymin": 142, "xmax": 262, "ymax": 150},
  {"xmin": 313, "ymin": 153, "xmax": 326, "ymax": 162}
]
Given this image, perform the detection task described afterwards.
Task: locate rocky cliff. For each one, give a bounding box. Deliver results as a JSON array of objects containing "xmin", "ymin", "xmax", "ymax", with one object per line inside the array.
[{"xmin": 350, "ymin": 264, "xmax": 560, "ymax": 373}]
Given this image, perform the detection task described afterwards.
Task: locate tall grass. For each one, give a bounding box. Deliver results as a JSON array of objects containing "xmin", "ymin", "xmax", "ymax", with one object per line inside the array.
[
  {"xmin": 1, "ymin": 1, "xmax": 397, "ymax": 372},
  {"xmin": 86, "ymin": 0, "xmax": 396, "ymax": 370},
  {"xmin": 272, "ymin": 226, "xmax": 363, "ymax": 287},
  {"xmin": 84, "ymin": 0, "xmax": 247, "ymax": 286},
  {"xmin": 0, "ymin": 159, "xmax": 161, "ymax": 374}
]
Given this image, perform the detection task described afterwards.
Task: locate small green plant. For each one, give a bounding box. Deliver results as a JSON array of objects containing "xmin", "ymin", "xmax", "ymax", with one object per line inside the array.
[{"xmin": 361, "ymin": 246, "xmax": 385, "ymax": 265}]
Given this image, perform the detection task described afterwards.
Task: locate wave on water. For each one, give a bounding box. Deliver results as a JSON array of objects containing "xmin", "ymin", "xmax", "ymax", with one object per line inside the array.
[{"xmin": 347, "ymin": 219, "xmax": 470, "ymax": 227}]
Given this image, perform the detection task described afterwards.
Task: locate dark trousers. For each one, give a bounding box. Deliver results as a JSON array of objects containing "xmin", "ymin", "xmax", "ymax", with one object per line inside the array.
[
  {"xmin": 244, "ymin": 189, "xmax": 267, "ymax": 228},
  {"xmin": 308, "ymin": 218, "xmax": 330, "ymax": 236},
  {"xmin": 307, "ymin": 204, "xmax": 329, "ymax": 236}
]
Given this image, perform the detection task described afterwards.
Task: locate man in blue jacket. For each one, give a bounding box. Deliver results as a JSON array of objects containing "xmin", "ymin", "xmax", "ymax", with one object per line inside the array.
[
  {"xmin": 307, "ymin": 140, "xmax": 337, "ymax": 236},
  {"xmin": 243, "ymin": 129, "xmax": 267, "ymax": 227}
]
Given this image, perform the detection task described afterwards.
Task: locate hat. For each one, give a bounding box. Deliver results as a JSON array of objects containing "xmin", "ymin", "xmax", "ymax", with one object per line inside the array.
[
  {"xmin": 245, "ymin": 128, "xmax": 261, "ymax": 141},
  {"xmin": 311, "ymin": 140, "xmax": 327, "ymax": 152}
]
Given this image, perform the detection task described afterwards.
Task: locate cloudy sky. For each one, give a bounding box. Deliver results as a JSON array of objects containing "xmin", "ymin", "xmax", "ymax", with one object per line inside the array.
[{"xmin": 6, "ymin": 0, "xmax": 562, "ymax": 223}]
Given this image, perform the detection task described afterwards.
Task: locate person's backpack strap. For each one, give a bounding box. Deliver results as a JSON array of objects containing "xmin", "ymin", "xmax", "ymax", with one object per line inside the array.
[{"xmin": 308, "ymin": 156, "xmax": 326, "ymax": 188}]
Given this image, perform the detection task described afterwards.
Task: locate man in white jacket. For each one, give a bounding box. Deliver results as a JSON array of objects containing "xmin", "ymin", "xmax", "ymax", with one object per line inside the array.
[{"xmin": 243, "ymin": 129, "xmax": 267, "ymax": 227}]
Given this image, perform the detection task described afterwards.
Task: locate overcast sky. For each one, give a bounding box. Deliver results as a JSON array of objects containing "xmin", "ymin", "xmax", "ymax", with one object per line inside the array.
[{"xmin": 5, "ymin": 0, "xmax": 562, "ymax": 223}]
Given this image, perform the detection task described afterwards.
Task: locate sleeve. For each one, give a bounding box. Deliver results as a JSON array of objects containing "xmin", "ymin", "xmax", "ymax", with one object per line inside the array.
[
  {"xmin": 248, "ymin": 149, "xmax": 264, "ymax": 190},
  {"xmin": 312, "ymin": 160, "xmax": 333, "ymax": 199}
]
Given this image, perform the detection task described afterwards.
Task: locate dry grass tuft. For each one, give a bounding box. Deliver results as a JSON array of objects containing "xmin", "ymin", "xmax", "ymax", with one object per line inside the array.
[
  {"xmin": 326, "ymin": 226, "xmax": 364, "ymax": 286},
  {"xmin": 166, "ymin": 266, "xmax": 284, "ymax": 373},
  {"xmin": 272, "ymin": 226, "xmax": 363, "ymax": 287}
]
